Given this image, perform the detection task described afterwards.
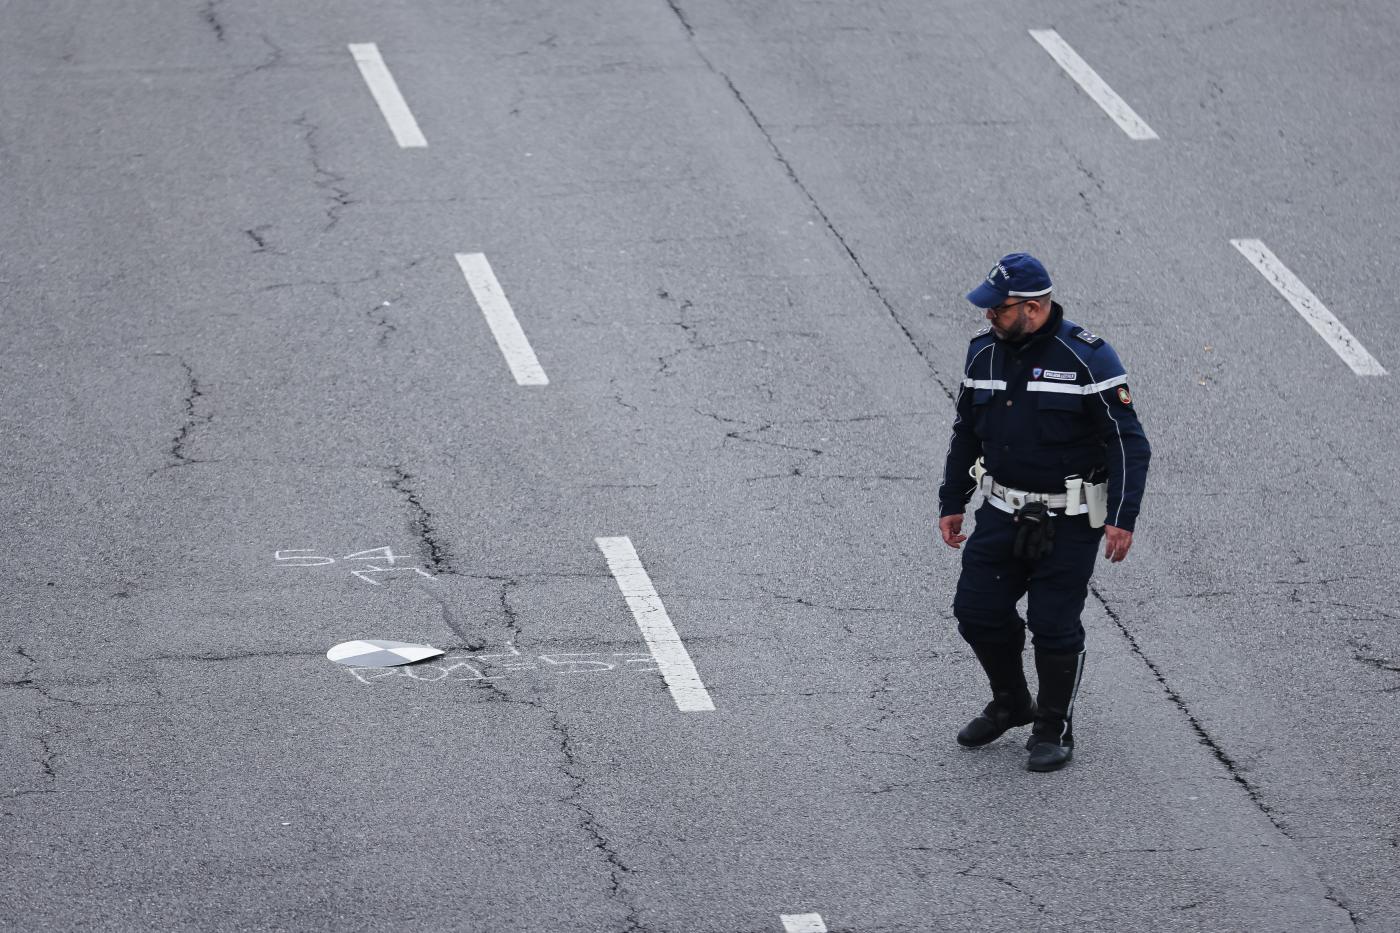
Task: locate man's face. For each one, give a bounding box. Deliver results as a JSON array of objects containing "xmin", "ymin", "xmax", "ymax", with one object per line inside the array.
[{"xmin": 987, "ymin": 299, "xmax": 1033, "ymax": 340}]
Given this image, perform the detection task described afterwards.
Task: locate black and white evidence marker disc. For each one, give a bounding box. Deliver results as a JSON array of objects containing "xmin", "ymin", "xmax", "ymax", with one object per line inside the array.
[{"xmin": 326, "ymin": 640, "xmax": 444, "ymax": 668}]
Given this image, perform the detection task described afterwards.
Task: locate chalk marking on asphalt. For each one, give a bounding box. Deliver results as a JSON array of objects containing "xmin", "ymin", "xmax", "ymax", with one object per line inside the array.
[
  {"xmin": 1230, "ymin": 239, "xmax": 1386, "ymax": 376},
  {"xmin": 595, "ymin": 536, "xmax": 715, "ymax": 712},
  {"xmin": 455, "ymin": 253, "xmax": 550, "ymax": 386},
  {"xmin": 1029, "ymin": 29, "xmax": 1159, "ymax": 140},
  {"xmin": 348, "ymin": 42, "xmax": 428, "ymax": 148},
  {"xmin": 780, "ymin": 915, "xmax": 829, "ymax": 933}
]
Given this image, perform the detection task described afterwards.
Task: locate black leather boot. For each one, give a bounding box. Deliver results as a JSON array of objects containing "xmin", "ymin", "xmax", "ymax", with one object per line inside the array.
[
  {"xmin": 1026, "ymin": 648, "xmax": 1086, "ymax": 772},
  {"xmin": 957, "ymin": 640, "xmax": 1035, "ymax": 747}
]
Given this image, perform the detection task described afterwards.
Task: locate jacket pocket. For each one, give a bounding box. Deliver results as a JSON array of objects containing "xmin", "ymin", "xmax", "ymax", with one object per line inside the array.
[{"xmin": 1035, "ymin": 391, "xmax": 1086, "ymax": 444}]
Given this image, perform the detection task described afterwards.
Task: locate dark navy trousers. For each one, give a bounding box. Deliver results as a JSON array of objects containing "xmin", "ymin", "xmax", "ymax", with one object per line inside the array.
[{"xmin": 953, "ymin": 503, "xmax": 1104, "ymax": 654}]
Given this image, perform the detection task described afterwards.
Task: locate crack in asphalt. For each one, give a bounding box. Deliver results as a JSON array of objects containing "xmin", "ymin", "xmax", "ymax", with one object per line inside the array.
[
  {"xmin": 294, "ymin": 114, "xmax": 355, "ymax": 231},
  {"xmin": 956, "ymin": 859, "xmax": 1050, "ymax": 913},
  {"xmin": 546, "ymin": 709, "xmax": 646, "ymax": 932},
  {"xmin": 200, "ymin": 0, "xmax": 226, "ymax": 42},
  {"xmin": 496, "ymin": 578, "xmax": 525, "ymax": 643},
  {"xmin": 365, "ymin": 295, "xmax": 404, "ymax": 346},
  {"xmin": 243, "ymin": 225, "xmax": 279, "ymax": 255},
  {"xmin": 383, "ymin": 628, "xmax": 641, "ymax": 926},
  {"xmin": 386, "ymin": 466, "xmax": 455, "ymax": 574},
  {"xmin": 654, "ymin": 290, "xmax": 756, "ymax": 377},
  {"xmin": 431, "ymin": 577, "xmax": 527, "ymax": 648},
  {"xmin": 662, "ymin": 0, "xmax": 956, "ymax": 402},
  {"xmin": 692, "ymin": 408, "xmax": 828, "ymax": 479},
  {"xmin": 1072, "ymin": 153, "xmax": 1107, "ymax": 218},
  {"xmin": 427, "ymin": 589, "xmax": 482, "ymax": 649},
  {"xmin": 1348, "ymin": 639, "xmax": 1400, "ymax": 676},
  {"xmin": 259, "ymin": 257, "xmax": 427, "ymax": 300},
  {"xmin": 1091, "ymin": 586, "xmax": 1362, "ymax": 929},
  {"xmin": 2, "ymin": 648, "xmax": 59, "ymax": 800},
  {"xmin": 1348, "ymin": 640, "xmax": 1400, "ymax": 694},
  {"xmin": 745, "ymin": 471, "xmax": 924, "ymax": 484},
  {"xmin": 237, "ymin": 33, "xmax": 286, "ymax": 79},
  {"xmin": 740, "ymin": 585, "xmax": 903, "ymax": 616},
  {"xmin": 148, "ymin": 354, "xmax": 212, "ymax": 475},
  {"xmin": 149, "ymin": 650, "xmax": 322, "ymax": 663},
  {"xmin": 607, "ymin": 376, "xmax": 640, "ymax": 413},
  {"xmin": 723, "ymin": 423, "xmax": 824, "ymax": 457}
]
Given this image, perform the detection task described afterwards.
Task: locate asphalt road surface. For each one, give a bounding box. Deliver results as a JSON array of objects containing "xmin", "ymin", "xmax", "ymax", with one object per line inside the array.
[{"xmin": 3, "ymin": 2, "xmax": 1399, "ymax": 931}]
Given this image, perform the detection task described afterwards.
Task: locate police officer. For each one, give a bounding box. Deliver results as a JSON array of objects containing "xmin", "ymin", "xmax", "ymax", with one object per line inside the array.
[{"xmin": 937, "ymin": 252, "xmax": 1150, "ymax": 772}]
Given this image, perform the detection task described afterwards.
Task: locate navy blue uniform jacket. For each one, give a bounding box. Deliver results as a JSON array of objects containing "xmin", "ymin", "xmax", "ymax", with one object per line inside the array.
[{"xmin": 938, "ymin": 303, "xmax": 1151, "ymax": 532}]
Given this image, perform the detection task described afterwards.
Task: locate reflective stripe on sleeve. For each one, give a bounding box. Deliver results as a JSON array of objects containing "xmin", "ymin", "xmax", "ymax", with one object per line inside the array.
[
  {"xmin": 962, "ymin": 378, "xmax": 1008, "ymax": 390},
  {"xmin": 1024, "ymin": 374, "xmax": 1128, "ymax": 395}
]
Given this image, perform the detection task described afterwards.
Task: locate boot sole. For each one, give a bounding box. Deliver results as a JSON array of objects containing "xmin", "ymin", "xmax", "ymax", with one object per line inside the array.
[{"xmin": 1026, "ymin": 749, "xmax": 1073, "ymax": 772}]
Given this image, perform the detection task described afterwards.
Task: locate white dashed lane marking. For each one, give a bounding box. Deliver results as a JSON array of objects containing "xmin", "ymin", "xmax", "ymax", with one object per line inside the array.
[
  {"xmin": 595, "ymin": 536, "xmax": 715, "ymax": 712},
  {"xmin": 1029, "ymin": 29, "xmax": 1159, "ymax": 140},
  {"xmin": 455, "ymin": 252, "xmax": 550, "ymax": 386},
  {"xmin": 1231, "ymin": 239, "xmax": 1387, "ymax": 376},
  {"xmin": 348, "ymin": 42, "xmax": 428, "ymax": 148},
  {"xmin": 780, "ymin": 914, "xmax": 829, "ymax": 933}
]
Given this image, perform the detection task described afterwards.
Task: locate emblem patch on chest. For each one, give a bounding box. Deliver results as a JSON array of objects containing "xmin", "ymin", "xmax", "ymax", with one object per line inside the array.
[{"xmin": 1042, "ymin": 369, "xmax": 1077, "ymax": 381}]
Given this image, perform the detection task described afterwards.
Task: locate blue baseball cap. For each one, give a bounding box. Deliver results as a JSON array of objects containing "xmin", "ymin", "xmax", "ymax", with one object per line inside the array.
[{"xmin": 966, "ymin": 252, "xmax": 1053, "ymax": 308}]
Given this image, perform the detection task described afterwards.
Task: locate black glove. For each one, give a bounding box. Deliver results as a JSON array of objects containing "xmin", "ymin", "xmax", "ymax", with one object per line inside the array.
[{"xmin": 1012, "ymin": 501, "xmax": 1056, "ymax": 560}]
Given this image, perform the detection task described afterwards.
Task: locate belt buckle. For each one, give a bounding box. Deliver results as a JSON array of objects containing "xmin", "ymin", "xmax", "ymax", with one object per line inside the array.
[{"xmin": 1006, "ymin": 490, "xmax": 1026, "ymax": 510}]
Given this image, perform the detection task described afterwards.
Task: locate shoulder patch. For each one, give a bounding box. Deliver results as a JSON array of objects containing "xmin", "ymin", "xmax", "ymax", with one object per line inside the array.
[{"xmin": 1074, "ymin": 328, "xmax": 1103, "ymax": 347}]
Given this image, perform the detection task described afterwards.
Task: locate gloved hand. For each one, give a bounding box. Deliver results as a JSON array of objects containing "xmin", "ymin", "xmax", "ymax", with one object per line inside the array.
[{"xmin": 1012, "ymin": 501, "xmax": 1056, "ymax": 560}]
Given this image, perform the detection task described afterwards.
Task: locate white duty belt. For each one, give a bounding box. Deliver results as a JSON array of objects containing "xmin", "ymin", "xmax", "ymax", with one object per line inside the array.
[
  {"xmin": 981, "ymin": 476, "xmax": 1088, "ymax": 515},
  {"xmin": 969, "ymin": 458, "xmax": 1100, "ymax": 520}
]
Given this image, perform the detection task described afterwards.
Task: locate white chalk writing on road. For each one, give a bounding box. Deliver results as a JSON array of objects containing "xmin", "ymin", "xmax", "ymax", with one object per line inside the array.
[
  {"xmin": 345, "ymin": 643, "xmax": 659, "ymax": 685},
  {"xmin": 274, "ymin": 546, "xmax": 436, "ymax": 586}
]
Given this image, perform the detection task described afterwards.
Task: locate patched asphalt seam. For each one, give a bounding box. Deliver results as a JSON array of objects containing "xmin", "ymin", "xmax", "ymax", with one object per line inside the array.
[
  {"xmin": 662, "ymin": 0, "xmax": 956, "ymax": 402},
  {"xmin": 386, "ymin": 466, "xmax": 455, "ymax": 574},
  {"xmin": 1091, "ymin": 586, "xmax": 1361, "ymax": 929}
]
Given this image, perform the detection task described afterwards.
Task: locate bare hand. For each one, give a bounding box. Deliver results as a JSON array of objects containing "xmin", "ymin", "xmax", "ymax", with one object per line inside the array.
[
  {"xmin": 1103, "ymin": 525, "xmax": 1133, "ymax": 562},
  {"xmin": 939, "ymin": 514, "xmax": 966, "ymax": 549}
]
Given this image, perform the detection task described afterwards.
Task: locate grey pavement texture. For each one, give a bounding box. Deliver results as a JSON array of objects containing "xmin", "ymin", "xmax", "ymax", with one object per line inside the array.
[{"xmin": 2, "ymin": 0, "xmax": 1398, "ymax": 931}]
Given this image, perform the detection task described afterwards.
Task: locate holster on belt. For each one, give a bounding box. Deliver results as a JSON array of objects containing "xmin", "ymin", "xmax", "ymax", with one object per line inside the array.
[
  {"xmin": 1084, "ymin": 481, "xmax": 1108, "ymax": 528},
  {"xmin": 1064, "ymin": 475, "xmax": 1083, "ymax": 515},
  {"xmin": 1012, "ymin": 501, "xmax": 1055, "ymax": 560},
  {"xmin": 969, "ymin": 457, "xmax": 987, "ymax": 488}
]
